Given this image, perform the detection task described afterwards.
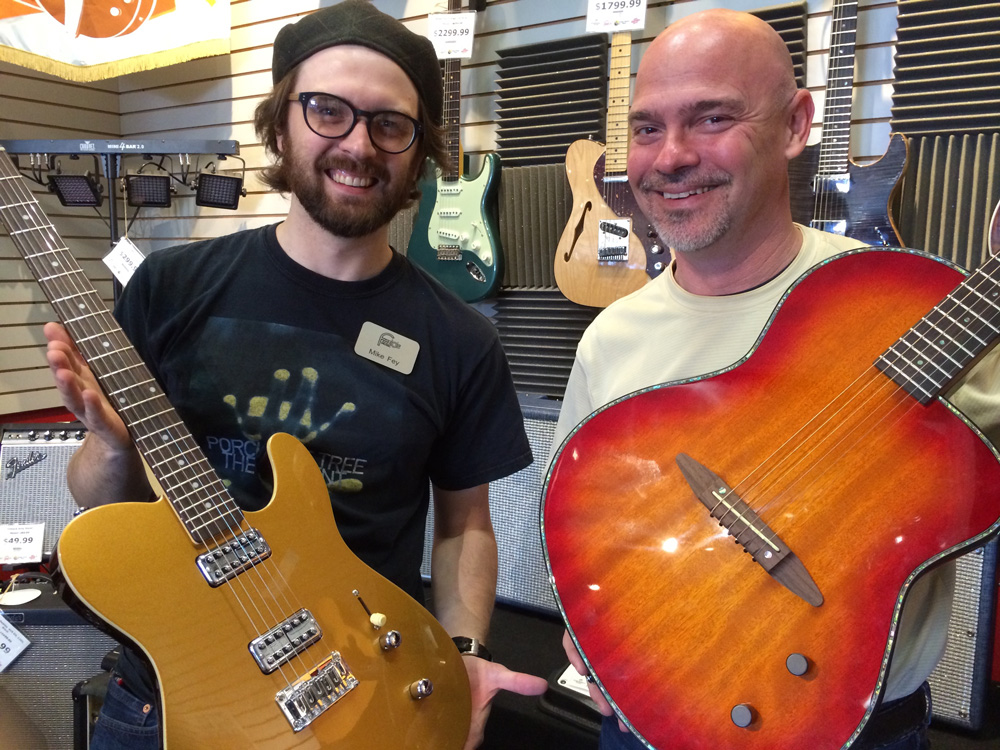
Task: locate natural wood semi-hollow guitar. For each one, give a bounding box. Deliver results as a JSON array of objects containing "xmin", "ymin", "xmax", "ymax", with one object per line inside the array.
[
  {"xmin": 554, "ymin": 29, "xmax": 667, "ymax": 308},
  {"xmin": 0, "ymin": 148, "xmax": 471, "ymax": 749},
  {"xmin": 543, "ymin": 247, "xmax": 1000, "ymax": 749}
]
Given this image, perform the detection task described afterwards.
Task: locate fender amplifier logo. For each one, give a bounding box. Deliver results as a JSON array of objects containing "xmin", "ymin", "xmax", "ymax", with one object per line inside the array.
[{"xmin": 4, "ymin": 451, "xmax": 46, "ymax": 480}]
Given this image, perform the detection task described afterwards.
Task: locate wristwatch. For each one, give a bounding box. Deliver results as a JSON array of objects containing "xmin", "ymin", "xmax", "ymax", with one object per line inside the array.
[{"xmin": 452, "ymin": 636, "xmax": 493, "ymax": 662}]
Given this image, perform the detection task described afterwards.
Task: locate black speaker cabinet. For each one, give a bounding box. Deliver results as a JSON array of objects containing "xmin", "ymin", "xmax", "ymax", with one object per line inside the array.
[
  {"xmin": 422, "ymin": 394, "xmax": 560, "ymax": 614},
  {"xmin": 0, "ymin": 423, "xmax": 86, "ymax": 559},
  {"xmin": 927, "ymin": 537, "xmax": 998, "ymax": 730},
  {"xmin": 0, "ymin": 582, "xmax": 117, "ymax": 750}
]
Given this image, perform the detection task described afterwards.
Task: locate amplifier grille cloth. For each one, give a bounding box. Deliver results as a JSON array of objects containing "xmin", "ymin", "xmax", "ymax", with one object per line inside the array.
[
  {"xmin": 421, "ymin": 401, "xmax": 559, "ymax": 614},
  {"xmin": 0, "ymin": 622, "xmax": 117, "ymax": 749},
  {"xmin": 926, "ymin": 538, "xmax": 998, "ymax": 729},
  {"xmin": 0, "ymin": 426, "xmax": 84, "ymax": 558}
]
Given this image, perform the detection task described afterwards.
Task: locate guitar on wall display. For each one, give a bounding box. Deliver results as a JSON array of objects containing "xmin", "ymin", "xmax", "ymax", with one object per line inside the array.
[
  {"xmin": 407, "ymin": 0, "xmax": 503, "ymax": 303},
  {"xmin": 788, "ymin": 0, "xmax": 908, "ymax": 245},
  {"xmin": 543, "ymin": 242, "xmax": 1000, "ymax": 749},
  {"xmin": 554, "ymin": 27, "xmax": 667, "ymax": 309},
  {"xmin": 0, "ymin": 148, "xmax": 470, "ymax": 748}
]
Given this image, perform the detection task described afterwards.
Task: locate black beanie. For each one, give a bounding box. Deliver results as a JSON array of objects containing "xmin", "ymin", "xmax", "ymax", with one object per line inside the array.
[{"xmin": 271, "ymin": 0, "xmax": 443, "ymax": 125}]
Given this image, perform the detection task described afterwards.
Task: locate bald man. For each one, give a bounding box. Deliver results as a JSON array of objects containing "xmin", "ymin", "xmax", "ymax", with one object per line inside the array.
[{"xmin": 553, "ymin": 9, "xmax": 1000, "ymax": 750}]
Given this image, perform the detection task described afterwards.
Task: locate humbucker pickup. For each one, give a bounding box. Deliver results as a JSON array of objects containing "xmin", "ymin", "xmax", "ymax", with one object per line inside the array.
[
  {"xmin": 251, "ymin": 608, "xmax": 323, "ymax": 674},
  {"xmin": 196, "ymin": 528, "xmax": 271, "ymax": 586}
]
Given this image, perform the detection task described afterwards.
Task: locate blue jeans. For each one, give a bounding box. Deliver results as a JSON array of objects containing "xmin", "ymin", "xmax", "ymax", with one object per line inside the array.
[
  {"xmin": 89, "ymin": 677, "xmax": 160, "ymax": 750},
  {"xmin": 598, "ymin": 683, "xmax": 931, "ymax": 750}
]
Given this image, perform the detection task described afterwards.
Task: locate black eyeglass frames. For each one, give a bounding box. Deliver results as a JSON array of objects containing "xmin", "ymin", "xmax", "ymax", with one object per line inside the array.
[{"xmin": 289, "ymin": 92, "xmax": 422, "ymax": 154}]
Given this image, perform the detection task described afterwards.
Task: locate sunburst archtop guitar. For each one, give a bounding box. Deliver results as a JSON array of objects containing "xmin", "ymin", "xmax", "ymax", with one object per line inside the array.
[
  {"xmin": 543, "ymin": 245, "xmax": 1000, "ymax": 749},
  {"xmin": 0, "ymin": 147, "xmax": 471, "ymax": 749},
  {"xmin": 554, "ymin": 29, "xmax": 667, "ymax": 309}
]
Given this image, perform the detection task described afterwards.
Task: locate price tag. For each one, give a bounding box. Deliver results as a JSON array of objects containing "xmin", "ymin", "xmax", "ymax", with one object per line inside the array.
[
  {"xmin": 0, "ymin": 612, "xmax": 31, "ymax": 672},
  {"xmin": 0, "ymin": 523, "xmax": 44, "ymax": 565},
  {"xmin": 586, "ymin": 0, "xmax": 647, "ymax": 32},
  {"xmin": 103, "ymin": 235, "xmax": 146, "ymax": 287},
  {"xmin": 428, "ymin": 11, "xmax": 476, "ymax": 59}
]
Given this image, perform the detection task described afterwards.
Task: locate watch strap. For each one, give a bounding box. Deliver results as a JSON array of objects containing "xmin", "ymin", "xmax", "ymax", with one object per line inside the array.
[{"xmin": 452, "ymin": 636, "xmax": 493, "ymax": 662}]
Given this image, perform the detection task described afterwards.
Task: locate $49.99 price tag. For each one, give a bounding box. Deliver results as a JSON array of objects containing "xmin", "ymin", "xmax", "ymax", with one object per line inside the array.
[{"xmin": 0, "ymin": 523, "xmax": 44, "ymax": 565}]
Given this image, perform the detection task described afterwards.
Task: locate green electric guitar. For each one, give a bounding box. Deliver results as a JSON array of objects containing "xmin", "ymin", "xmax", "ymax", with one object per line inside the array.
[{"xmin": 407, "ymin": 0, "xmax": 503, "ymax": 302}]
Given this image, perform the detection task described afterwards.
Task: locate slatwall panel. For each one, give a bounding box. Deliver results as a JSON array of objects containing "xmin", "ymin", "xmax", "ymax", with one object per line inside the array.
[
  {"xmin": 895, "ymin": 132, "xmax": 1000, "ymax": 269},
  {"xmin": 0, "ymin": 1, "xmax": 916, "ymax": 420},
  {"xmin": 892, "ymin": 0, "xmax": 1000, "ymax": 137},
  {"xmin": 493, "ymin": 35, "xmax": 607, "ymax": 167},
  {"xmin": 0, "ymin": 62, "xmax": 118, "ymax": 418}
]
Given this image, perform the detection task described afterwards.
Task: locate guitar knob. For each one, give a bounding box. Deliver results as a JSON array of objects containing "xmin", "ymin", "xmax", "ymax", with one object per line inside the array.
[
  {"xmin": 380, "ymin": 630, "xmax": 401, "ymax": 651},
  {"xmin": 786, "ymin": 653, "xmax": 810, "ymax": 676},
  {"xmin": 731, "ymin": 703, "xmax": 755, "ymax": 728},
  {"xmin": 409, "ymin": 679, "xmax": 434, "ymax": 700},
  {"xmin": 650, "ymin": 244, "xmax": 664, "ymax": 254},
  {"xmin": 654, "ymin": 261, "xmax": 664, "ymax": 272}
]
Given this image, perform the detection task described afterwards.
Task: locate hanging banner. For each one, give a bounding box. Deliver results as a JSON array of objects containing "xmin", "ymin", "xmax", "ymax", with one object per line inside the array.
[{"xmin": 0, "ymin": 0, "xmax": 231, "ymax": 82}]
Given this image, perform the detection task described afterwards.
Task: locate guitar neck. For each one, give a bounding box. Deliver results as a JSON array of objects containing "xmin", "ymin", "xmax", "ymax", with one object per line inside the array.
[
  {"xmin": 604, "ymin": 30, "xmax": 632, "ymax": 176},
  {"xmin": 442, "ymin": 56, "xmax": 461, "ymax": 182},
  {"xmin": 0, "ymin": 150, "xmax": 241, "ymax": 543},
  {"xmin": 817, "ymin": 0, "xmax": 859, "ymax": 176},
  {"xmin": 876, "ymin": 252, "xmax": 1000, "ymax": 403}
]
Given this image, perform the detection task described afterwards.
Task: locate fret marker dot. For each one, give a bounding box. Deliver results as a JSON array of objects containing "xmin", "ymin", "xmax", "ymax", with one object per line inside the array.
[
  {"xmin": 103, "ymin": 341, "xmax": 111, "ymax": 348},
  {"xmin": 118, "ymin": 396, "xmax": 126, "ymax": 404},
  {"xmin": 203, "ymin": 501, "xmax": 213, "ymax": 510},
  {"xmin": 177, "ymin": 459, "xmax": 186, "ymax": 466},
  {"xmin": 917, "ymin": 360, "xmax": 925, "ymax": 365},
  {"xmin": 161, "ymin": 433, "xmax": 170, "ymax": 442},
  {"xmin": 190, "ymin": 481, "xmax": 201, "ymax": 490}
]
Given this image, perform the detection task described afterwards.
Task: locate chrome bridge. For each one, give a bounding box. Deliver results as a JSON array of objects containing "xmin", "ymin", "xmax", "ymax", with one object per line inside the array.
[
  {"xmin": 251, "ymin": 609, "xmax": 322, "ymax": 674},
  {"xmin": 276, "ymin": 652, "xmax": 358, "ymax": 732},
  {"xmin": 196, "ymin": 528, "xmax": 270, "ymax": 586}
]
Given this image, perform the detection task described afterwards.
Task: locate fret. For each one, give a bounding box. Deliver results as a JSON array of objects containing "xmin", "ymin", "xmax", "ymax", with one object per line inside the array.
[
  {"xmin": 0, "ymin": 148, "xmax": 246, "ymax": 545},
  {"xmin": 51, "ymin": 290, "xmax": 103, "ymax": 304},
  {"xmin": 875, "ymin": 254, "xmax": 1000, "ymax": 404}
]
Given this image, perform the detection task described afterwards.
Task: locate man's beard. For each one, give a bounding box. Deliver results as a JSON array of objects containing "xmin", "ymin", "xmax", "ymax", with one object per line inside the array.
[
  {"xmin": 280, "ymin": 146, "xmax": 415, "ymax": 239},
  {"xmin": 637, "ymin": 172, "xmax": 732, "ymax": 253}
]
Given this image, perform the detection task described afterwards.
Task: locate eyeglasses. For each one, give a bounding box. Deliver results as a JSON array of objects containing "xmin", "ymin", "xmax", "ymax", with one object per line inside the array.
[{"xmin": 290, "ymin": 92, "xmax": 423, "ymax": 154}]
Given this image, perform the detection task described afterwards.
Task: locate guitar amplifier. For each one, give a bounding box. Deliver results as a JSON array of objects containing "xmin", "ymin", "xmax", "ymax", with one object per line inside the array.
[
  {"xmin": 0, "ymin": 423, "xmax": 86, "ymax": 560},
  {"xmin": 927, "ymin": 538, "xmax": 998, "ymax": 730},
  {"xmin": 0, "ymin": 581, "xmax": 118, "ymax": 750},
  {"xmin": 422, "ymin": 394, "xmax": 560, "ymax": 614}
]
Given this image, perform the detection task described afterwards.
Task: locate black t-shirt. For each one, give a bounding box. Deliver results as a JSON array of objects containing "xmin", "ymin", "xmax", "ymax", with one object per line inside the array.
[{"xmin": 111, "ymin": 224, "xmax": 531, "ymax": 699}]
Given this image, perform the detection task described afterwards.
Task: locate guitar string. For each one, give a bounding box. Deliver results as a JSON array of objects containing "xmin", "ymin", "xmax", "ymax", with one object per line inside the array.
[
  {"xmin": 0, "ymin": 159, "xmax": 322, "ymax": 693},
  {"xmin": 813, "ymin": 0, "xmax": 856, "ymax": 230},
  {"xmin": 730, "ymin": 268, "xmax": 989, "ymax": 536},
  {"xmin": 720, "ymin": 255, "xmax": 1000, "ymax": 551},
  {"xmin": 0, "ymin": 166, "xmax": 300, "ymax": 678}
]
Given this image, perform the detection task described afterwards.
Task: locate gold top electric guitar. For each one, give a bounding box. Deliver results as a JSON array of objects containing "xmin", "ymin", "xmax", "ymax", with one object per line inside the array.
[{"xmin": 0, "ymin": 147, "xmax": 471, "ymax": 749}]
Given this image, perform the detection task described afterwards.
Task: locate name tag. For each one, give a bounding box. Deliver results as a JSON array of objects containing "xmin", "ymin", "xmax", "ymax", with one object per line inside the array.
[{"xmin": 354, "ymin": 322, "xmax": 419, "ymax": 375}]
